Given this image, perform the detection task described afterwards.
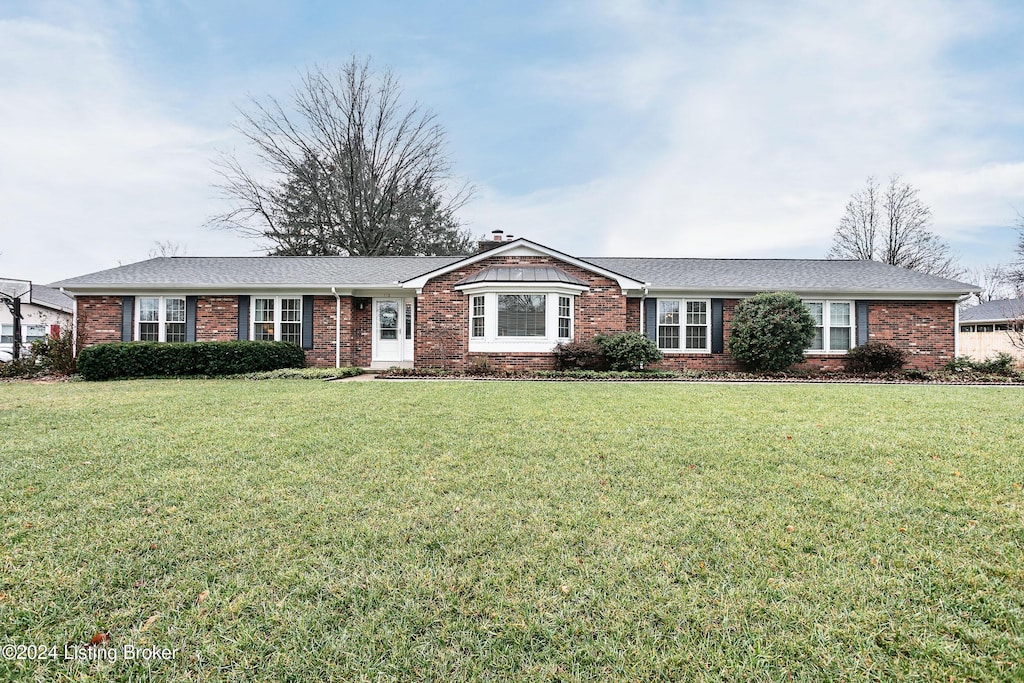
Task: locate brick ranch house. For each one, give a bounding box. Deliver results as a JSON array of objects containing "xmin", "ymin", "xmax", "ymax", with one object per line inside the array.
[{"xmin": 52, "ymin": 235, "xmax": 980, "ymax": 372}]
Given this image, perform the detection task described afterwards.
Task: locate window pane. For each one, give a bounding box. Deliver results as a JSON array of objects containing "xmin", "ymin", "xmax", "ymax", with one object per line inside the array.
[
  {"xmin": 378, "ymin": 301, "xmax": 398, "ymax": 340},
  {"xmin": 165, "ymin": 323, "xmax": 186, "ymax": 343},
  {"xmin": 830, "ymin": 327, "xmax": 851, "ymax": 350},
  {"xmin": 281, "ymin": 322, "xmax": 301, "ymax": 344},
  {"xmin": 686, "ymin": 301, "xmax": 707, "ymax": 325},
  {"xmin": 165, "ymin": 298, "xmax": 185, "ymax": 323},
  {"xmin": 809, "ymin": 328, "xmax": 824, "ymax": 351},
  {"xmin": 471, "ymin": 296, "xmax": 485, "ymax": 338},
  {"xmin": 139, "ymin": 298, "xmax": 160, "ymax": 322},
  {"xmin": 254, "ymin": 323, "xmax": 275, "ymax": 341},
  {"xmin": 830, "ymin": 302, "xmax": 851, "ymax": 326},
  {"xmin": 558, "ymin": 296, "xmax": 570, "ymax": 318},
  {"xmin": 405, "ymin": 302, "xmax": 413, "ymax": 340},
  {"xmin": 254, "ymin": 298, "xmax": 274, "ymax": 323},
  {"xmin": 281, "ymin": 298, "xmax": 301, "ymax": 322},
  {"xmin": 1, "ymin": 324, "xmax": 13, "ymax": 344},
  {"xmin": 658, "ymin": 326, "xmax": 679, "ymax": 349},
  {"xmin": 498, "ymin": 294, "xmax": 545, "ymax": 337},
  {"xmin": 472, "ymin": 317, "xmax": 485, "ymax": 338},
  {"xmin": 658, "ymin": 300, "xmax": 679, "ymax": 325},
  {"xmin": 685, "ymin": 325, "xmax": 707, "ymax": 350},
  {"xmin": 558, "ymin": 318, "xmax": 571, "ymax": 338},
  {"xmin": 139, "ymin": 322, "xmax": 159, "ymax": 341},
  {"xmin": 805, "ymin": 302, "xmax": 823, "ymax": 325}
]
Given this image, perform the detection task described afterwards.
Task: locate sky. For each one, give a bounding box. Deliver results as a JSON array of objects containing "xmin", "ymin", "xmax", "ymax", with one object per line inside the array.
[{"xmin": 1, "ymin": 0, "xmax": 1023, "ymax": 284}]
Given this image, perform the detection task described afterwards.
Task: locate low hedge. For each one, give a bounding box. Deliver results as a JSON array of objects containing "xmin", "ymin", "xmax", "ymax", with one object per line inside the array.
[{"xmin": 77, "ymin": 341, "xmax": 306, "ymax": 381}]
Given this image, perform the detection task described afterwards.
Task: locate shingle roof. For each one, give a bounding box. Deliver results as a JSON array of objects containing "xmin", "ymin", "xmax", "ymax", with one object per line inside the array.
[
  {"xmin": 30, "ymin": 284, "xmax": 74, "ymax": 312},
  {"xmin": 960, "ymin": 298, "xmax": 1024, "ymax": 322},
  {"xmin": 50, "ymin": 252, "xmax": 980, "ymax": 296},
  {"xmin": 51, "ymin": 256, "xmax": 463, "ymax": 288},
  {"xmin": 455, "ymin": 266, "xmax": 588, "ymax": 287},
  {"xmin": 582, "ymin": 257, "xmax": 978, "ymax": 294}
]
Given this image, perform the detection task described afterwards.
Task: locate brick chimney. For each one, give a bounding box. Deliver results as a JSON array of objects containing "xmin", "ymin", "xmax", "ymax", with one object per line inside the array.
[{"xmin": 477, "ymin": 229, "xmax": 505, "ymax": 253}]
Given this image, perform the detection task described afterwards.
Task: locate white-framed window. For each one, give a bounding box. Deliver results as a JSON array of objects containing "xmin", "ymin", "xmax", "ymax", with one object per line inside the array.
[
  {"xmin": 0, "ymin": 324, "xmax": 13, "ymax": 344},
  {"xmin": 498, "ymin": 294, "xmax": 546, "ymax": 337},
  {"xmin": 463, "ymin": 288, "xmax": 581, "ymax": 352},
  {"xmin": 804, "ymin": 300, "xmax": 854, "ymax": 352},
  {"xmin": 24, "ymin": 325, "xmax": 48, "ymax": 343},
  {"xmin": 657, "ymin": 299, "xmax": 710, "ymax": 352},
  {"xmin": 252, "ymin": 296, "xmax": 302, "ymax": 344},
  {"xmin": 557, "ymin": 295, "xmax": 572, "ymax": 339},
  {"xmin": 471, "ymin": 295, "xmax": 485, "ymax": 338},
  {"xmin": 137, "ymin": 297, "xmax": 186, "ymax": 342}
]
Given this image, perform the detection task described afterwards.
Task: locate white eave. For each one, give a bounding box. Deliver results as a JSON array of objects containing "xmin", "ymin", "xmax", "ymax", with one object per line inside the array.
[{"xmin": 400, "ymin": 239, "xmax": 648, "ymax": 291}]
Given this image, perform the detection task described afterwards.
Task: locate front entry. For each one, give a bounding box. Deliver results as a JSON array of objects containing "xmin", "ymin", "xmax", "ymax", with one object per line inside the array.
[{"xmin": 371, "ymin": 297, "xmax": 415, "ymax": 367}]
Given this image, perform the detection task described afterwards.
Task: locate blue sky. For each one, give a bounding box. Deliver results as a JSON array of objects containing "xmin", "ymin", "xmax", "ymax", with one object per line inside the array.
[{"xmin": 2, "ymin": 0, "xmax": 1023, "ymax": 283}]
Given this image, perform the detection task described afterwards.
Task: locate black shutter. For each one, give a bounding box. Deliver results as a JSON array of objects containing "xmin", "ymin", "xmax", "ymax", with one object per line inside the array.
[
  {"xmin": 855, "ymin": 301, "xmax": 869, "ymax": 346},
  {"xmin": 301, "ymin": 295, "xmax": 314, "ymax": 349},
  {"xmin": 121, "ymin": 296, "xmax": 134, "ymax": 342},
  {"xmin": 237, "ymin": 296, "xmax": 249, "ymax": 340},
  {"xmin": 711, "ymin": 298, "xmax": 724, "ymax": 354},
  {"xmin": 644, "ymin": 298, "xmax": 658, "ymax": 342},
  {"xmin": 185, "ymin": 296, "xmax": 197, "ymax": 342}
]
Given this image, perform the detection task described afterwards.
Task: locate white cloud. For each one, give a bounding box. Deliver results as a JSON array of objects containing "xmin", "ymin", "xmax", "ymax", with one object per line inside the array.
[
  {"xmin": 0, "ymin": 17, "xmax": 249, "ymax": 283},
  {"xmin": 465, "ymin": 0, "xmax": 1024, "ymax": 264}
]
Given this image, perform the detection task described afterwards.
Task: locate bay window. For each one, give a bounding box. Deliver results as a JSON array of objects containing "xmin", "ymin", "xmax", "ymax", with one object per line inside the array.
[
  {"xmin": 463, "ymin": 288, "xmax": 581, "ymax": 351},
  {"xmin": 498, "ymin": 294, "xmax": 546, "ymax": 337}
]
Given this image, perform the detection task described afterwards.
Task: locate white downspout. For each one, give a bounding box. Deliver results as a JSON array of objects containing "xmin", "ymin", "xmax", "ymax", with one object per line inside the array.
[
  {"xmin": 61, "ymin": 287, "xmax": 76, "ymax": 357},
  {"xmin": 331, "ymin": 287, "xmax": 341, "ymax": 369},
  {"xmin": 954, "ymin": 296, "xmax": 965, "ymax": 358}
]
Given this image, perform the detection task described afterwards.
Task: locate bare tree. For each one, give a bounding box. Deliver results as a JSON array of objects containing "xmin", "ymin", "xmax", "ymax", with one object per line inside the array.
[
  {"xmin": 1009, "ymin": 212, "xmax": 1024, "ymax": 289},
  {"xmin": 962, "ymin": 264, "xmax": 1018, "ymax": 306},
  {"xmin": 209, "ymin": 58, "xmax": 473, "ymax": 256},
  {"xmin": 148, "ymin": 241, "xmax": 188, "ymax": 258},
  {"xmin": 828, "ymin": 175, "xmax": 962, "ymax": 278}
]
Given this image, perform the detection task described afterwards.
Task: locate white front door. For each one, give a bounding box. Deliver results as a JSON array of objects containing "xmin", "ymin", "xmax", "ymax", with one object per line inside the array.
[{"xmin": 372, "ymin": 298, "xmax": 414, "ymax": 365}]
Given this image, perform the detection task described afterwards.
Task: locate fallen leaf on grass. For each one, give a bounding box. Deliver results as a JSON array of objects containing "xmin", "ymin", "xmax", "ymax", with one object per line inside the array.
[
  {"xmin": 89, "ymin": 633, "xmax": 110, "ymax": 646},
  {"xmin": 196, "ymin": 590, "xmax": 209, "ymax": 605},
  {"xmin": 785, "ymin": 525, "xmax": 795, "ymax": 533},
  {"xmin": 140, "ymin": 614, "xmax": 160, "ymax": 632},
  {"xmin": 560, "ymin": 585, "xmax": 569, "ymax": 594},
  {"xmin": 166, "ymin": 506, "xmax": 178, "ymax": 513}
]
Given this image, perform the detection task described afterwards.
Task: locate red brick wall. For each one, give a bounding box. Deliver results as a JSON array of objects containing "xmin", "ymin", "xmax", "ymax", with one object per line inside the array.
[
  {"xmin": 626, "ymin": 297, "xmax": 641, "ymax": 333},
  {"xmin": 649, "ymin": 298, "xmax": 956, "ymax": 372},
  {"xmin": 415, "ymin": 255, "xmax": 627, "ymax": 370},
  {"xmin": 195, "ymin": 296, "xmax": 238, "ymax": 341},
  {"xmin": 864, "ymin": 300, "xmax": 956, "ymax": 370},
  {"xmin": 76, "ymin": 296, "xmax": 123, "ymax": 347}
]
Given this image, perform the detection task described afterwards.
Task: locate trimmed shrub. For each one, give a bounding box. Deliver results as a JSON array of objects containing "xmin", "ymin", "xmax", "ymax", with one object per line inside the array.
[
  {"xmin": 552, "ymin": 339, "xmax": 609, "ymax": 370},
  {"xmin": 77, "ymin": 341, "xmax": 306, "ymax": 381},
  {"xmin": 597, "ymin": 332, "xmax": 663, "ymax": 371},
  {"xmin": 728, "ymin": 292, "xmax": 816, "ymax": 372},
  {"xmin": 974, "ymin": 352, "xmax": 1017, "ymax": 375},
  {"xmin": 843, "ymin": 341, "xmax": 907, "ymax": 374}
]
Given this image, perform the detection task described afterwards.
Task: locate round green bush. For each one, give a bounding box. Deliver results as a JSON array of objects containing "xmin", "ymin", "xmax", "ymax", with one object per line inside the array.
[
  {"xmin": 844, "ymin": 341, "xmax": 907, "ymax": 373},
  {"xmin": 597, "ymin": 332, "xmax": 663, "ymax": 371},
  {"xmin": 727, "ymin": 292, "xmax": 815, "ymax": 372}
]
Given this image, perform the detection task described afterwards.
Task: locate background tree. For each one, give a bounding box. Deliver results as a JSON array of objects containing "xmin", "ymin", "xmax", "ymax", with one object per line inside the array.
[
  {"xmin": 148, "ymin": 241, "xmax": 188, "ymax": 258},
  {"xmin": 210, "ymin": 58, "xmax": 473, "ymax": 256},
  {"xmin": 828, "ymin": 175, "xmax": 962, "ymax": 278},
  {"xmin": 962, "ymin": 264, "xmax": 1019, "ymax": 305},
  {"xmin": 1010, "ymin": 212, "xmax": 1024, "ymax": 290}
]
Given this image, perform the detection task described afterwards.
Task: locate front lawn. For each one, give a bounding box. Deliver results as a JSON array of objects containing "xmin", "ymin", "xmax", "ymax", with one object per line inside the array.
[{"xmin": 1, "ymin": 381, "xmax": 1022, "ymax": 681}]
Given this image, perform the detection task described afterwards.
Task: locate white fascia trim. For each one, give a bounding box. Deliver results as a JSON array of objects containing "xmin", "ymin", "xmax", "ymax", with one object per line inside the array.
[
  {"xmin": 645, "ymin": 288, "xmax": 971, "ymax": 301},
  {"xmin": 454, "ymin": 281, "xmax": 588, "ymax": 295},
  {"xmin": 400, "ymin": 239, "xmax": 647, "ymax": 290}
]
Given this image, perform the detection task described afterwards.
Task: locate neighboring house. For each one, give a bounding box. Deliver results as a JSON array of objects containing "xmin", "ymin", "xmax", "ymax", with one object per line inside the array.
[
  {"xmin": 0, "ymin": 280, "xmax": 74, "ymax": 361},
  {"xmin": 52, "ymin": 234, "xmax": 980, "ymax": 371},
  {"xmin": 958, "ymin": 298, "xmax": 1024, "ymax": 367}
]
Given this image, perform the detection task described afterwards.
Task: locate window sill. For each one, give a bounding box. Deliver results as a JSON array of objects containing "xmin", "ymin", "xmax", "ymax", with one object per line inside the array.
[{"xmin": 658, "ymin": 348, "xmax": 712, "ymax": 355}]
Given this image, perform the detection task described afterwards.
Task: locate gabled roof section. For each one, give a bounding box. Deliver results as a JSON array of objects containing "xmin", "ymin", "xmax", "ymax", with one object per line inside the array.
[
  {"xmin": 401, "ymin": 239, "xmax": 647, "ymax": 290},
  {"xmin": 51, "ymin": 256, "xmax": 464, "ymax": 291},
  {"xmin": 455, "ymin": 266, "xmax": 588, "ymax": 287},
  {"xmin": 960, "ymin": 298, "xmax": 1024, "ymax": 323},
  {"xmin": 583, "ymin": 257, "xmax": 980, "ymax": 296},
  {"xmin": 30, "ymin": 284, "xmax": 74, "ymax": 312}
]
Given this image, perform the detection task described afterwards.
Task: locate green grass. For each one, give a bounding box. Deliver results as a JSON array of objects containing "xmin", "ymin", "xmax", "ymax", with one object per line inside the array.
[{"xmin": 1, "ymin": 380, "xmax": 1022, "ymax": 681}]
